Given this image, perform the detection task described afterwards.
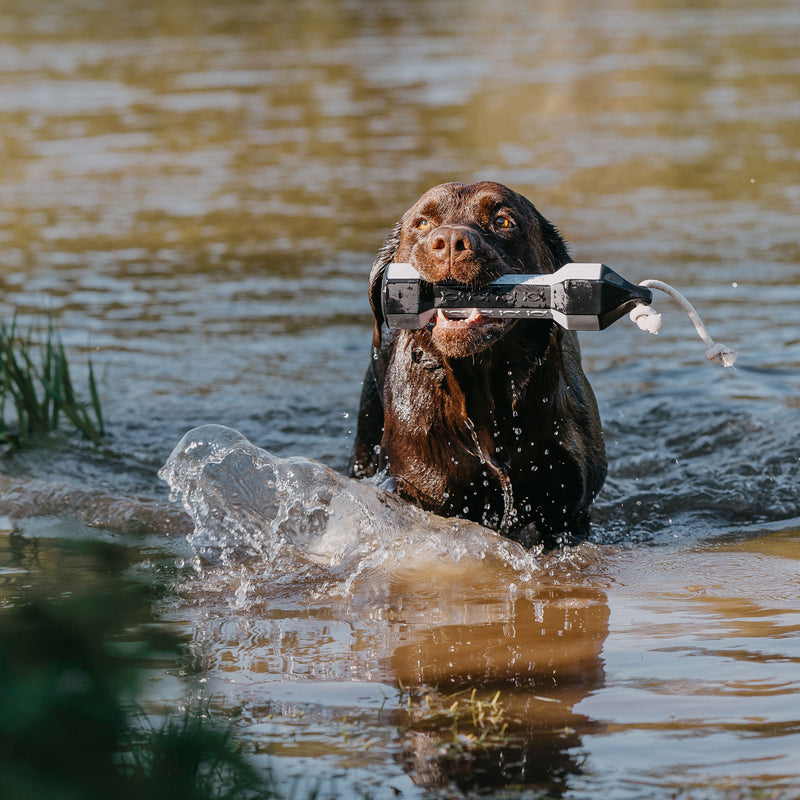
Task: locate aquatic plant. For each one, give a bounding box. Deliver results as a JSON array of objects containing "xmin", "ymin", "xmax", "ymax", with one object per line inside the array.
[
  {"xmin": 399, "ymin": 684, "xmax": 510, "ymax": 754},
  {"xmin": 0, "ymin": 317, "xmax": 104, "ymax": 448},
  {"xmin": 121, "ymin": 705, "xmax": 268, "ymax": 800}
]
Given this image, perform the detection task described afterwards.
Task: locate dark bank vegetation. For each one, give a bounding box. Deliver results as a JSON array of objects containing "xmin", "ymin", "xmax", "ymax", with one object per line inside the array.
[{"xmin": 0, "ymin": 535, "xmax": 272, "ymax": 800}]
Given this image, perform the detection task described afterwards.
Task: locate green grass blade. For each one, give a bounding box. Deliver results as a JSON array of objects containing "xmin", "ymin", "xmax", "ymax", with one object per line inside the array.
[
  {"xmin": 88, "ymin": 356, "xmax": 105, "ymax": 436},
  {"xmin": 0, "ymin": 316, "xmax": 105, "ymax": 448}
]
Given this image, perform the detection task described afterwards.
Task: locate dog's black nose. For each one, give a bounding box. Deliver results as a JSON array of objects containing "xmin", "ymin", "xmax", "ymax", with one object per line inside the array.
[
  {"xmin": 431, "ymin": 226, "xmax": 473, "ymax": 253},
  {"xmin": 428, "ymin": 225, "xmax": 478, "ymax": 280}
]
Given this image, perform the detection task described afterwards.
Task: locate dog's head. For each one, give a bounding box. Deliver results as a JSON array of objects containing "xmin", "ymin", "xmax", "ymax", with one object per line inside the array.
[{"xmin": 369, "ymin": 181, "xmax": 570, "ymax": 358}]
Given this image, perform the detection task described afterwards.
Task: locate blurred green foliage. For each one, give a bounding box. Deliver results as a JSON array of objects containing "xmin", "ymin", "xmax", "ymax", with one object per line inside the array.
[{"xmin": 0, "ymin": 538, "xmax": 270, "ymax": 800}]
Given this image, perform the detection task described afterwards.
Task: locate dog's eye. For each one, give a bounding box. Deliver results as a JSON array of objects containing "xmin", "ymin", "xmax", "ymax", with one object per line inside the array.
[
  {"xmin": 494, "ymin": 215, "xmax": 514, "ymax": 229},
  {"xmin": 415, "ymin": 218, "xmax": 430, "ymax": 231}
]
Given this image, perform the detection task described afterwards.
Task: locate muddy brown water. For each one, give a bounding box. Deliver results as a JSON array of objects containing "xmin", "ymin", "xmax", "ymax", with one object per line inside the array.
[{"xmin": 1, "ymin": 1, "xmax": 799, "ymax": 798}]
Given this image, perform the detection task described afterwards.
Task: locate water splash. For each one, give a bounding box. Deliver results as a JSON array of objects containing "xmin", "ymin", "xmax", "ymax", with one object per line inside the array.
[{"xmin": 159, "ymin": 425, "xmax": 543, "ymax": 602}]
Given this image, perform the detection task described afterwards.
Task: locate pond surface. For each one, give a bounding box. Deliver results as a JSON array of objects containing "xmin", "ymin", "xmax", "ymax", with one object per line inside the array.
[{"xmin": 1, "ymin": 0, "xmax": 799, "ymax": 797}]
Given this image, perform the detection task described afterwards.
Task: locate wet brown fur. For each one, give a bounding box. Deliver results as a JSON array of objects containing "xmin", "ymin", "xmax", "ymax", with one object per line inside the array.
[{"xmin": 350, "ymin": 182, "xmax": 606, "ymax": 548}]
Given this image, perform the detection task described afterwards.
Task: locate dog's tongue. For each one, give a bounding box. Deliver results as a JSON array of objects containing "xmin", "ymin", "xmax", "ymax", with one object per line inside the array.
[{"xmin": 435, "ymin": 308, "xmax": 486, "ymax": 330}]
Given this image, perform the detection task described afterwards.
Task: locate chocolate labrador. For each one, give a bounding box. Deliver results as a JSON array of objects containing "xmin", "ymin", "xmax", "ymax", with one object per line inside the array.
[{"xmin": 350, "ymin": 181, "xmax": 606, "ymax": 548}]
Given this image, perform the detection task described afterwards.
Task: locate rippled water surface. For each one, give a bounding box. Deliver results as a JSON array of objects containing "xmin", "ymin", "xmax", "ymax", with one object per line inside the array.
[{"xmin": 1, "ymin": 0, "xmax": 799, "ymax": 797}]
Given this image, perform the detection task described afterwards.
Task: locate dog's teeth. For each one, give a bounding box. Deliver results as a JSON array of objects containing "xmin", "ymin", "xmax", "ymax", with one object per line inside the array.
[{"xmin": 439, "ymin": 309, "xmax": 474, "ymax": 321}]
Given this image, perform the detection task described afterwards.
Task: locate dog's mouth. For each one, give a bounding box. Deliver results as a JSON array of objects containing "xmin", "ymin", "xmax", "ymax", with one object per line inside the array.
[
  {"xmin": 429, "ymin": 309, "xmax": 514, "ymax": 357},
  {"xmin": 433, "ymin": 309, "xmax": 507, "ymax": 331}
]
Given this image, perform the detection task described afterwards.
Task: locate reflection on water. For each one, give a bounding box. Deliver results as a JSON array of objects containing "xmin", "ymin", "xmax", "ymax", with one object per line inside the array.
[
  {"xmin": 1, "ymin": 0, "xmax": 800, "ymax": 797},
  {"xmin": 389, "ymin": 580, "xmax": 608, "ymax": 794},
  {"xmin": 161, "ymin": 422, "xmax": 612, "ymax": 796},
  {"xmin": 157, "ymin": 425, "xmax": 800, "ymax": 798}
]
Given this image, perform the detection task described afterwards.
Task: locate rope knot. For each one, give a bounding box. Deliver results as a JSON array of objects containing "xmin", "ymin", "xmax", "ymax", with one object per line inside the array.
[
  {"xmin": 629, "ymin": 304, "xmax": 662, "ymax": 334},
  {"xmin": 705, "ymin": 342, "xmax": 737, "ymax": 368}
]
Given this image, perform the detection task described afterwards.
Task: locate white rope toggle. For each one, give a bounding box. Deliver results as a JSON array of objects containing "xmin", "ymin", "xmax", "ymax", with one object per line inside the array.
[
  {"xmin": 629, "ymin": 279, "xmax": 737, "ymax": 368},
  {"xmin": 629, "ymin": 304, "xmax": 662, "ymax": 334}
]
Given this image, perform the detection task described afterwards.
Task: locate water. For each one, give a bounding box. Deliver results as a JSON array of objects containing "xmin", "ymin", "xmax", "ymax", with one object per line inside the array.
[{"xmin": 1, "ymin": 0, "xmax": 799, "ymax": 797}]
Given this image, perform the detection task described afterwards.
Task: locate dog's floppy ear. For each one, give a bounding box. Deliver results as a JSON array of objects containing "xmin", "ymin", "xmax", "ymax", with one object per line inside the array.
[{"xmin": 368, "ymin": 218, "xmax": 403, "ymax": 349}]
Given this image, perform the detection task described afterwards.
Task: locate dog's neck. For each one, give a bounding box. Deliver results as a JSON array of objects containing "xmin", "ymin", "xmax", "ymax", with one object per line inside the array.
[
  {"xmin": 375, "ymin": 321, "xmax": 570, "ymax": 533},
  {"xmin": 379, "ymin": 321, "xmax": 563, "ymax": 434}
]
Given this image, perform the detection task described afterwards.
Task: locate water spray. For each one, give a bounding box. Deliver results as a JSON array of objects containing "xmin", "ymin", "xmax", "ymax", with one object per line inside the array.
[{"xmin": 381, "ymin": 262, "xmax": 736, "ymax": 367}]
